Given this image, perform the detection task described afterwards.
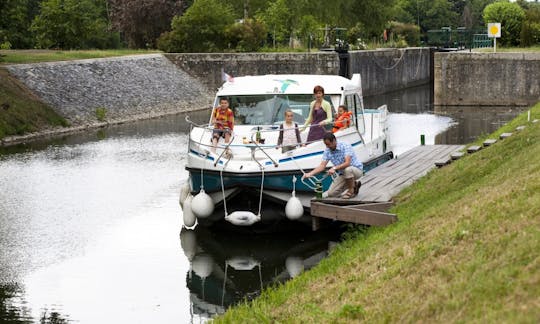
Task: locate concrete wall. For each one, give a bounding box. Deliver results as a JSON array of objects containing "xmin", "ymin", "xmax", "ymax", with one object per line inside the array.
[
  {"xmin": 165, "ymin": 48, "xmax": 432, "ymax": 96},
  {"xmin": 164, "ymin": 52, "xmax": 340, "ymax": 92},
  {"xmin": 434, "ymin": 52, "xmax": 540, "ymax": 106},
  {"xmin": 6, "ymin": 54, "xmax": 213, "ymax": 125},
  {"xmin": 349, "ymin": 47, "xmax": 432, "ymax": 96}
]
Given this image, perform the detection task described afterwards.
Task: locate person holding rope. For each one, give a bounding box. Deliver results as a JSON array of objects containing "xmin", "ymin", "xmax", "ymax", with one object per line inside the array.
[{"xmin": 301, "ymin": 132, "xmax": 362, "ymax": 199}]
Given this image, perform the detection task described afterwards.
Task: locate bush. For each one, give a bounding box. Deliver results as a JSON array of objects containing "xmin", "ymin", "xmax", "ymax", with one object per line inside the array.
[
  {"xmin": 95, "ymin": 107, "xmax": 107, "ymax": 122},
  {"xmin": 389, "ymin": 21, "xmax": 420, "ymax": 47},
  {"xmin": 483, "ymin": 2, "xmax": 525, "ymax": 46},
  {"xmin": 225, "ymin": 19, "xmax": 267, "ymax": 52}
]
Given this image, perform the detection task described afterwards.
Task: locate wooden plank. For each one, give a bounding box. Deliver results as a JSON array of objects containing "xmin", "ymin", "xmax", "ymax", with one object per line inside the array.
[
  {"xmin": 467, "ymin": 145, "xmax": 481, "ymax": 153},
  {"xmin": 451, "ymin": 151, "xmax": 464, "ymax": 160},
  {"xmin": 516, "ymin": 125, "xmax": 526, "ymax": 131},
  {"xmin": 500, "ymin": 132, "xmax": 513, "ymax": 139},
  {"xmin": 310, "ymin": 201, "xmax": 397, "ymax": 226},
  {"xmin": 435, "ymin": 157, "xmax": 451, "ymax": 167},
  {"xmin": 483, "ymin": 139, "xmax": 497, "ymax": 147}
]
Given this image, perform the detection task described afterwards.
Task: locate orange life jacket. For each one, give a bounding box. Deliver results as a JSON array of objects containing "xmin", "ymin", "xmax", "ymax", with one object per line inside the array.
[
  {"xmin": 332, "ymin": 111, "xmax": 352, "ymax": 133},
  {"xmin": 213, "ymin": 108, "xmax": 234, "ymax": 130}
]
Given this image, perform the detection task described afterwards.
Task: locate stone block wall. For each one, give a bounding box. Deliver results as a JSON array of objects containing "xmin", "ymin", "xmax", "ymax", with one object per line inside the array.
[
  {"xmin": 349, "ymin": 48, "xmax": 432, "ymax": 96},
  {"xmin": 434, "ymin": 52, "xmax": 540, "ymax": 106},
  {"xmin": 164, "ymin": 52, "xmax": 340, "ymax": 92}
]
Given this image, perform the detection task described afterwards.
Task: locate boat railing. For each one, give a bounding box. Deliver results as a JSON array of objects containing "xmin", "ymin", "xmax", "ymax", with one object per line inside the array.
[{"xmin": 185, "ymin": 113, "xmax": 386, "ymax": 159}]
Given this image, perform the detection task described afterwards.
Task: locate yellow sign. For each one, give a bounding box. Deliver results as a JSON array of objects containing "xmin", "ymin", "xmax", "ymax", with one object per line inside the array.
[{"xmin": 488, "ymin": 23, "xmax": 501, "ymax": 38}]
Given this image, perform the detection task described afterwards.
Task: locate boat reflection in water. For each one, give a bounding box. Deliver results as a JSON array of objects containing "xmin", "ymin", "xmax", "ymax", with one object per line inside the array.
[{"xmin": 180, "ymin": 226, "xmax": 341, "ymax": 318}]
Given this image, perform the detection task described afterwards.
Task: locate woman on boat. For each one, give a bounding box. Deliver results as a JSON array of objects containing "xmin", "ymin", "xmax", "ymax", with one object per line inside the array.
[
  {"xmin": 332, "ymin": 105, "xmax": 352, "ymax": 133},
  {"xmin": 302, "ymin": 85, "xmax": 332, "ymax": 143}
]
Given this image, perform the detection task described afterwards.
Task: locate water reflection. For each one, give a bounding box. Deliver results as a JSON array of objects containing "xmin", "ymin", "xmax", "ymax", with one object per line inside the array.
[{"xmin": 180, "ymin": 226, "xmax": 341, "ymax": 320}]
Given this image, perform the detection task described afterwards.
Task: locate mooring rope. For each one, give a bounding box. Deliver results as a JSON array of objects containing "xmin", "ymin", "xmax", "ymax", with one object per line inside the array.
[{"xmin": 369, "ymin": 48, "xmax": 406, "ymax": 70}]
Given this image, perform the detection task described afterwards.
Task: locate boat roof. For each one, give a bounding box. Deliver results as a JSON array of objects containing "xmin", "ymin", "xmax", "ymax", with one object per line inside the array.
[{"xmin": 217, "ymin": 74, "xmax": 362, "ymax": 96}]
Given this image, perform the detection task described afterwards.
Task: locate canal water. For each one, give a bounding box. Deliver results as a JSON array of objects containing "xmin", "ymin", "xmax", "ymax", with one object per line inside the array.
[{"xmin": 0, "ymin": 83, "xmax": 526, "ymax": 323}]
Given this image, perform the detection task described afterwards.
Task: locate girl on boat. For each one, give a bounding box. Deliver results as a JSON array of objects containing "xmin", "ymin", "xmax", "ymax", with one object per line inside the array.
[{"xmin": 277, "ymin": 109, "xmax": 302, "ymax": 153}]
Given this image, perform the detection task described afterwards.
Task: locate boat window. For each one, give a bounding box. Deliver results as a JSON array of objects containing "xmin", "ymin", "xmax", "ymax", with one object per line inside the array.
[
  {"xmin": 220, "ymin": 95, "xmax": 335, "ymax": 126},
  {"xmin": 355, "ymin": 94, "xmax": 365, "ymax": 134}
]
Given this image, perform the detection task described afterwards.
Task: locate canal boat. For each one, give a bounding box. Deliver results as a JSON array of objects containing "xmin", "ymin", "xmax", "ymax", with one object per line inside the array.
[{"xmin": 181, "ymin": 73, "xmax": 393, "ymax": 227}]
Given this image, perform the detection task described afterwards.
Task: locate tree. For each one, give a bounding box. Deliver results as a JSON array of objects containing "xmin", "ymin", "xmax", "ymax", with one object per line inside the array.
[
  {"xmin": 520, "ymin": 4, "xmax": 540, "ymax": 46},
  {"xmin": 0, "ymin": 0, "xmax": 34, "ymax": 48},
  {"xmin": 108, "ymin": 0, "xmax": 185, "ymax": 48},
  {"xmin": 483, "ymin": 1, "xmax": 525, "ymax": 46},
  {"xmin": 256, "ymin": 0, "xmax": 292, "ymax": 47},
  {"xmin": 30, "ymin": 0, "xmax": 118, "ymax": 49},
  {"xmin": 157, "ymin": 0, "xmax": 235, "ymax": 52},
  {"xmin": 225, "ymin": 18, "xmax": 267, "ymax": 51}
]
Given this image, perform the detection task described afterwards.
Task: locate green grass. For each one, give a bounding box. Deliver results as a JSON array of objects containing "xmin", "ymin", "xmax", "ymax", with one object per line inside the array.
[
  {"xmin": 214, "ymin": 103, "xmax": 540, "ymax": 323},
  {"xmin": 0, "ymin": 68, "xmax": 69, "ymax": 139},
  {"xmin": 0, "ymin": 49, "xmax": 161, "ymax": 65}
]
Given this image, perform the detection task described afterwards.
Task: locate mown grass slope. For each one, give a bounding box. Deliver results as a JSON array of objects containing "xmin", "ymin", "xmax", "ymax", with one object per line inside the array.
[
  {"xmin": 0, "ymin": 68, "xmax": 68, "ymax": 140},
  {"xmin": 215, "ymin": 103, "xmax": 540, "ymax": 323}
]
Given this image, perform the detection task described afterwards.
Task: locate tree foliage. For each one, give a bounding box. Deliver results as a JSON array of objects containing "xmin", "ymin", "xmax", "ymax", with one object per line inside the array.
[
  {"xmin": 108, "ymin": 0, "xmax": 186, "ymax": 48},
  {"xmin": 30, "ymin": 0, "xmax": 118, "ymax": 49},
  {"xmin": 520, "ymin": 4, "xmax": 540, "ymax": 46},
  {"xmin": 225, "ymin": 18, "xmax": 267, "ymax": 51},
  {"xmin": 483, "ymin": 1, "xmax": 525, "ymax": 46},
  {"xmin": 0, "ymin": 0, "xmax": 36, "ymax": 48},
  {"xmin": 157, "ymin": 0, "xmax": 235, "ymax": 52}
]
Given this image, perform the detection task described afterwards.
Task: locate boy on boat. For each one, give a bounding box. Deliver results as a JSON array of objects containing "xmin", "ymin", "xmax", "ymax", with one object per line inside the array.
[{"xmin": 211, "ymin": 98, "xmax": 234, "ymax": 152}]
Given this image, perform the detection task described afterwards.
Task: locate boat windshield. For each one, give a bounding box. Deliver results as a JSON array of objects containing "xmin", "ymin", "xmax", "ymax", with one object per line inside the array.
[{"xmin": 220, "ymin": 94, "xmax": 335, "ymax": 126}]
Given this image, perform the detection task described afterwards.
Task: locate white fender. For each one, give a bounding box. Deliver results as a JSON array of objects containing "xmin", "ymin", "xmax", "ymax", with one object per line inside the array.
[
  {"xmin": 179, "ymin": 182, "xmax": 191, "ymax": 208},
  {"xmin": 180, "ymin": 228, "xmax": 197, "ymax": 261},
  {"xmin": 285, "ymin": 256, "xmax": 304, "ymax": 278},
  {"xmin": 225, "ymin": 211, "xmax": 261, "ymax": 226},
  {"xmin": 191, "ymin": 189, "xmax": 214, "ymax": 218},
  {"xmin": 285, "ymin": 193, "xmax": 304, "ymax": 220},
  {"xmin": 226, "ymin": 257, "xmax": 259, "ymax": 271},
  {"xmin": 191, "ymin": 254, "xmax": 213, "ymax": 278},
  {"xmin": 182, "ymin": 194, "xmax": 196, "ymax": 227}
]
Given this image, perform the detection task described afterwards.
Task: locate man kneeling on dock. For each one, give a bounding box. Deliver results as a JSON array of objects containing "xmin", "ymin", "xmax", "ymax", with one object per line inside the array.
[{"xmin": 302, "ymin": 133, "xmax": 362, "ymax": 199}]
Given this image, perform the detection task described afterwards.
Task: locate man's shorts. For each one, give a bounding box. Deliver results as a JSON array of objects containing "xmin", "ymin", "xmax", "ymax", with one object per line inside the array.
[{"xmin": 212, "ymin": 128, "xmax": 231, "ymax": 139}]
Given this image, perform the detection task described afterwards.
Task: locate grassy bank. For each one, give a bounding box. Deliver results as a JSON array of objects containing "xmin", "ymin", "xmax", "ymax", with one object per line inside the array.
[
  {"xmin": 0, "ymin": 68, "xmax": 68, "ymax": 140},
  {"xmin": 216, "ymin": 104, "xmax": 540, "ymax": 323},
  {"xmin": 0, "ymin": 49, "xmax": 161, "ymax": 65}
]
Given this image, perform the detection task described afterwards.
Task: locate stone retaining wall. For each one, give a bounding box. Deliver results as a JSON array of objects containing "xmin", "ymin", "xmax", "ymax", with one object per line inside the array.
[
  {"xmin": 434, "ymin": 52, "xmax": 540, "ymax": 106},
  {"xmin": 165, "ymin": 48, "xmax": 432, "ymax": 96},
  {"xmin": 6, "ymin": 54, "xmax": 213, "ymax": 125},
  {"xmin": 349, "ymin": 48, "xmax": 432, "ymax": 96},
  {"xmin": 164, "ymin": 52, "xmax": 340, "ymax": 92}
]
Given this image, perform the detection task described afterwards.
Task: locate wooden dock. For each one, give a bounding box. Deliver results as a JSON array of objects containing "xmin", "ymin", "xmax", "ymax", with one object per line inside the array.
[{"xmin": 310, "ymin": 145, "xmax": 464, "ymax": 228}]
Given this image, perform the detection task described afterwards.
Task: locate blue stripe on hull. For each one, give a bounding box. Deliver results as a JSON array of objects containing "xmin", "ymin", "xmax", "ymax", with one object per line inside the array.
[{"xmin": 190, "ymin": 171, "xmax": 332, "ymax": 193}]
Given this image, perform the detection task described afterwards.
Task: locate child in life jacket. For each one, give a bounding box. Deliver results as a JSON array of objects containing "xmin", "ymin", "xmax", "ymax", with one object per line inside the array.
[
  {"xmin": 277, "ymin": 109, "xmax": 302, "ymax": 153},
  {"xmin": 332, "ymin": 105, "xmax": 352, "ymax": 133}
]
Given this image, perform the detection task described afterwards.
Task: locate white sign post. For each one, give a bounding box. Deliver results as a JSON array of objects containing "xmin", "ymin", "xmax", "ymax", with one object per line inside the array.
[{"xmin": 487, "ymin": 23, "xmax": 501, "ymax": 53}]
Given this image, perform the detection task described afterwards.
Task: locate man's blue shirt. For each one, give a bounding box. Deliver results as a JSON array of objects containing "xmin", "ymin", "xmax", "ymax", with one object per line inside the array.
[{"xmin": 322, "ymin": 141, "xmax": 363, "ymax": 173}]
